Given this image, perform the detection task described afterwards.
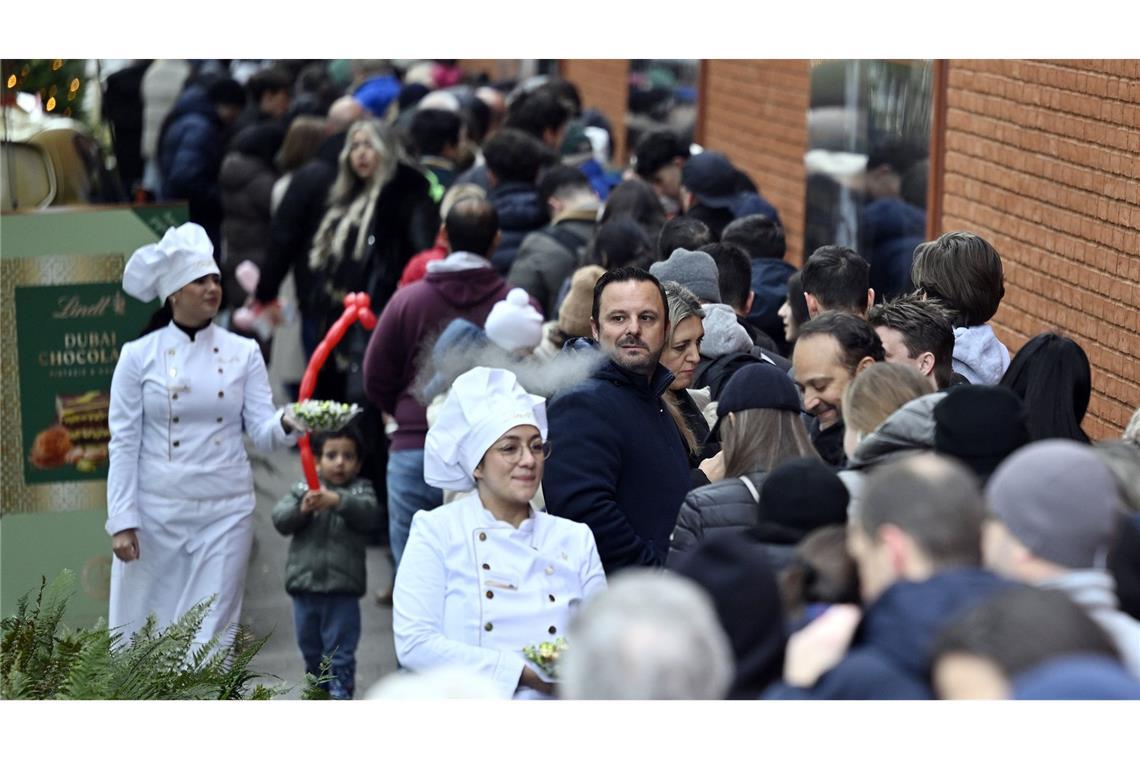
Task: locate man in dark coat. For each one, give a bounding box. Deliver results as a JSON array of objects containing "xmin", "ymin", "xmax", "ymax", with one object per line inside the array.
[
  {"xmin": 482, "ymin": 128, "xmax": 556, "ymax": 275},
  {"xmin": 543, "ymin": 268, "xmax": 692, "ymax": 573},
  {"xmin": 765, "ymin": 454, "xmax": 1011, "ymax": 699},
  {"xmin": 254, "ymin": 95, "xmax": 364, "ymax": 356},
  {"xmin": 158, "ymin": 77, "xmax": 246, "ymax": 250},
  {"xmin": 721, "ymin": 214, "xmax": 798, "ymax": 356}
]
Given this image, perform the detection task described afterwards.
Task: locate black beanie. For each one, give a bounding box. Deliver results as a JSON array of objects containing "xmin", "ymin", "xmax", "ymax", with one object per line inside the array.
[
  {"xmin": 751, "ymin": 457, "xmax": 849, "ymax": 544},
  {"xmin": 934, "ymin": 384, "xmax": 1029, "ymax": 480}
]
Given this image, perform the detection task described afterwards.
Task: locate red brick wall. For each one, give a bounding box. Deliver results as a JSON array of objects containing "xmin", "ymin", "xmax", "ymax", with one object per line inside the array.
[
  {"xmin": 939, "ymin": 59, "xmax": 1140, "ymax": 438},
  {"xmin": 700, "ymin": 60, "xmax": 812, "ymax": 265},
  {"xmin": 559, "ymin": 60, "xmax": 631, "ymax": 162}
]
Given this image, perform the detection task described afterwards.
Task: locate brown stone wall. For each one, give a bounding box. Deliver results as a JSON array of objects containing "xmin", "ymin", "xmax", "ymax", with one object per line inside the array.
[
  {"xmin": 939, "ymin": 59, "xmax": 1140, "ymax": 438},
  {"xmin": 700, "ymin": 60, "xmax": 812, "ymax": 265}
]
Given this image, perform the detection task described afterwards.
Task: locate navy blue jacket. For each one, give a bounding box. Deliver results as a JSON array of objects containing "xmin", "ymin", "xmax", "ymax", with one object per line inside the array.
[
  {"xmin": 158, "ymin": 86, "xmax": 228, "ymax": 247},
  {"xmin": 764, "ymin": 568, "xmax": 1012, "ymax": 699},
  {"xmin": 544, "ymin": 345, "xmax": 692, "ymax": 573},
  {"xmin": 488, "ymin": 181, "xmax": 548, "ymax": 276}
]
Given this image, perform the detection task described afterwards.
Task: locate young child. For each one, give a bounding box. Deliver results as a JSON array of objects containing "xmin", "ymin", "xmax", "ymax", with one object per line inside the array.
[{"xmin": 271, "ymin": 426, "xmax": 379, "ymax": 699}]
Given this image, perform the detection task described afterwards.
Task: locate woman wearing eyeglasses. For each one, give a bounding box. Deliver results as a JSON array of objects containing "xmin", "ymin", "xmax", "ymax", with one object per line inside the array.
[{"xmin": 393, "ymin": 366, "xmax": 606, "ymax": 698}]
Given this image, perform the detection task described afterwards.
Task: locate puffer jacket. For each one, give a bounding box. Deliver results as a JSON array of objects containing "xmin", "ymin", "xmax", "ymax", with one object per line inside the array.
[
  {"xmin": 669, "ymin": 473, "xmax": 767, "ymax": 561},
  {"xmin": 219, "ymin": 151, "xmax": 277, "ymax": 308},
  {"xmin": 158, "ymin": 85, "xmax": 228, "ymax": 246},
  {"xmin": 841, "ymin": 392, "xmax": 945, "ymax": 513},
  {"xmin": 271, "ymin": 478, "xmax": 381, "ymax": 597}
]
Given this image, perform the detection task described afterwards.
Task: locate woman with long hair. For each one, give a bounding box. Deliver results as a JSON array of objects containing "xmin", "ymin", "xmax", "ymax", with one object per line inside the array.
[
  {"xmin": 659, "ymin": 282, "xmax": 714, "ymax": 470},
  {"xmin": 1000, "ymin": 332, "xmax": 1091, "ymax": 443},
  {"xmin": 668, "ymin": 363, "xmax": 819, "ymax": 561},
  {"xmin": 308, "ymin": 118, "xmax": 439, "ymax": 402}
]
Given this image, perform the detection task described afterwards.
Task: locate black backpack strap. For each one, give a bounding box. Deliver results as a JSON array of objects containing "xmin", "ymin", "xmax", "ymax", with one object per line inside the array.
[{"xmin": 538, "ymin": 223, "xmax": 589, "ymax": 254}]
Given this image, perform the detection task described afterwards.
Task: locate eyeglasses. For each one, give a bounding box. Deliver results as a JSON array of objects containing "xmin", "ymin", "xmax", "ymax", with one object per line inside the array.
[{"xmin": 491, "ymin": 440, "xmax": 551, "ymax": 464}]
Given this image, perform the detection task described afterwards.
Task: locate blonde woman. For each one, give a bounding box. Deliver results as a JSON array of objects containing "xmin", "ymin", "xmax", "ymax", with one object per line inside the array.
[{"xmin": 308, "ymin": 118, "xmax": 438, "ymax": 401}]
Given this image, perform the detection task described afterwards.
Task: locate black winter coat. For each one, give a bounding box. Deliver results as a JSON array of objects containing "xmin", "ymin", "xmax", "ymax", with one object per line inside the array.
[
  {"xmin": 255, "ymin": 132, "xmax": 344, "ymax": 309},
  {"xmin": 158, "ymin": 86, "xmax": 229, "ymax": 247},
  {"xmin": 219, "ymin": 152, "xmax": 277, "ymax": 308},
  {"xmin": 669, "ymin": 473, "xmax": 768, "ymax": 562},
  {"xmin": 544, "ymin": 348, "xmax": 692, "ymax": 574}
]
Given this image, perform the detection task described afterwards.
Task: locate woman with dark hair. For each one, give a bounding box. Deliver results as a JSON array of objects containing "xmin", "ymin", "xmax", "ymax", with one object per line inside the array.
[
  {"xmin": 308, "ymin": 118, "xmax": 439, "ymax": 402},
  {"xmin": 931, "ymin": 586, "xmax": 1123, "ymax": 699},
  {"xmin": 777, "ymin": 271, "xmax": 810, "ymax": 347},
  {"xmin": 599, "ymin": 177, "xmax": 667, "ymax": 244},
  {"xmin": 585, "ymin": 217, "xmax": 656, "ymax": 271},
  {"xmin": 668, "ymin": 364, "xmax": 822, "ymax": 562},
  {"xmin": 999, "ymin": 332, "xmax": 1091, "ymax": 443}
]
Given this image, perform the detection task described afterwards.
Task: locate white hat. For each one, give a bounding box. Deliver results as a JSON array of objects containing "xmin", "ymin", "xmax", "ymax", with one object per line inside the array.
[
  {"xmin": 424, "ymin": 367, "xmax": 547, "ymax": 492},
  {"xmin": 122, "ymin": 223, "xmax": 220, "ymax": 303},
  {"xmin": 484, "ymin": 288, "xmax": 543, "ymax": 353}
]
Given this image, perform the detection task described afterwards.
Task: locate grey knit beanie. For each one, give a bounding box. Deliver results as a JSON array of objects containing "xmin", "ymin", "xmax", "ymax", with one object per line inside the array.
[
  {"xmin": 985, "ymin": 440, "xmax": 1122, "ymax": 569},
  {"xmin": 650, "ymin": 248, "xmax": 721, "ymax": 303}
]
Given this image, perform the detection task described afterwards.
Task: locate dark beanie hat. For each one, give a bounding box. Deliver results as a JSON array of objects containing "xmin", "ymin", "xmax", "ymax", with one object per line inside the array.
[
  {"xmin": 751, "ymin": 457, "xmax": 850, "ymax": 544},
  {"xmin": 934, "ymin": 385, "xmax": 1030, "ymax": 480},
  {"xmin": 708, "ymin": 362, "xmax": 803, "ymax": 442},
  {"xmin": 670, "ymin": 531, "xmax": 787, "ymax": 698}
]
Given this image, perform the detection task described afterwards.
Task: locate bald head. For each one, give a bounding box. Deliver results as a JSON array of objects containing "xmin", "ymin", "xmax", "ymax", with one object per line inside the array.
[
  {"xmin": 476, "ymin": 86, "xmax": 507, "ymax": 135},
  {"xmin": 326, "ymin": 96, "xmax": 365, "ymax": 135}
]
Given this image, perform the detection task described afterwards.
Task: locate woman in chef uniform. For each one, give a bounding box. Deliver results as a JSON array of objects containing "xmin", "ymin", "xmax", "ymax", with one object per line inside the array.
[
  {"xmin": 393, "ymin": 366, "xmax": 606, "ymax": 698},
  {"xmin": 107, "ymin": 222, "xmax": 301, "ymax": 647}
]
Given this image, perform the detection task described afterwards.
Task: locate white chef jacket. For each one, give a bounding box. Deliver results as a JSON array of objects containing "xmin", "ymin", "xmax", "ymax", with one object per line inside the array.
[
  {"xmin": 393, "ymin": 491, "xmax": 606, "ymax": 698},
  {"xmin": 105, "ymin": 321, "xmax": 297, "ymax": 644},
  {"xmin": 106, "ymin": 321, "xmax": 296, "ymax": 536}
]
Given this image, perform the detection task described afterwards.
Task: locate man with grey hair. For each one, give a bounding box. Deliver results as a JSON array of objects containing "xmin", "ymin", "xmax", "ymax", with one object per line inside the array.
[
  {"xmin": 560, "ymin": 570, "xmax": 733, "ymax": 700},
  {"xmin": 766, "ymin": 453, "xmax": 1009, "ymax": 699}
]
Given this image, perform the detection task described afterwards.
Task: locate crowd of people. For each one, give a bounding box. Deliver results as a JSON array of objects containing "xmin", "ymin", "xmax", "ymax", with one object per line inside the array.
[{"xmin": 104, "ymin": 59, "xmax": 1140, "ymax": 701}]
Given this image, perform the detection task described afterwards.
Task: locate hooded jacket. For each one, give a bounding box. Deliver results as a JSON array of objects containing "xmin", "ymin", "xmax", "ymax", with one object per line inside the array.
[
  {"xmin": 158, "ymin": 86, "xmax": 228, "ymax": 245},
  {"xmin": 1040, "ymin": 570, "xmax": 1140, "ymax": 679},
  {"xmin": 488, "ymin": 181, "xmax": 548, "ymax": 275},
  {"xmin": 362, "ymin": 258, "xmax": 514, "ymax": 452},
  {"xmin": 839, "ymin": 391, "xmax": 945, "ymax": 513},
  {"xmin": 544, "ymin": 348, "xmax": 692, "ymax": 573},
  {"xmin": 271, "ymin": 477, "xmax": 380, "ymax": 597},
  {"xmin": 765, "ymin": 568, "xmax": 1012, "ymax": 699},
  {"xmin": 952, "ymin": 324, "xmax": 1010, "ymax": 385}
]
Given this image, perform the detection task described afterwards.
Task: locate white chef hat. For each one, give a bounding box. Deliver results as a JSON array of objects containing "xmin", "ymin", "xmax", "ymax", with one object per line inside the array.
[
  {"xmin": 122, "ymin": 222, "xmax": 221, "ymax": 303},
  {"xmin": 484, "ymin": 288, "xmax": 543, "ymax": 353},
  {"xmin": 424, "ymin": 366, "xmax": 548, "ymax": 492}
]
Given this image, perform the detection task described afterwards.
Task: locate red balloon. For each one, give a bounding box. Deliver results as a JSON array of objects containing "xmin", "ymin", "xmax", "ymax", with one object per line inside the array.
[{"xmin": 296, "ymin": 292, "xmax": 379, "ymax": 490}]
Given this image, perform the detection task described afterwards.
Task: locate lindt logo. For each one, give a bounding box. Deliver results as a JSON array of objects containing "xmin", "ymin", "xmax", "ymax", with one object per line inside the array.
[{"xmin": 52, "ymin": 292, "xmax": 127, "ymax": 319}]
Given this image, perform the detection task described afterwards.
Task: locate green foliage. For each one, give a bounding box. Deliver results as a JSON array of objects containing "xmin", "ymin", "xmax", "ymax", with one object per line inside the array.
[
  {"xmin": 2, "ymin": 59, "xmax": 89, "ymax": 121},
  {"xmin": 0, "ymin": 571, "xmax": 308, "ymax": 700}
]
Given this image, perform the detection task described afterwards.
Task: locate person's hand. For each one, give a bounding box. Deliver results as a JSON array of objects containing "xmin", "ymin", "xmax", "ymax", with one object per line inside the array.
[
  {"xmin": 519, "ymin": 665, "xmax": 555, "ymax": 696},
  {"xmin": 281, "ymin": 409, "xmax": 309, "ymax": 435},
  {"xmin": 112, "ymin": 529, "xmax": 140, "ymax": 562},
  {"xmin": 783, "ymin": 604, "xmax": 862, "ymax": 688},
  {"xmin": 698, "ymin": 450, "xmax": 726, "ymax": 483},
  {"xmin": 301, "ymin": 488, "xmax": 341, "ymax": 513}
]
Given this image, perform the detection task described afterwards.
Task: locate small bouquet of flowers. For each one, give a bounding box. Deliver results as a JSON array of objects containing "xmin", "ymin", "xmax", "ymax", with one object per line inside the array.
[
  {"xmin": 289, "ymin": 400, "xmax": 362, "ymax": 432},
  {"xmin": 522, "ymin": 637, "xmax": 568, "ymax": 682}
]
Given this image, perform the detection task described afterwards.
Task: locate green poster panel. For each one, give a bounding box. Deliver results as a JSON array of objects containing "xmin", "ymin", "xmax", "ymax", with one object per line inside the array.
[{"xmin": 15, "ymin": 283, "xmax": 153, "ymax": 485}]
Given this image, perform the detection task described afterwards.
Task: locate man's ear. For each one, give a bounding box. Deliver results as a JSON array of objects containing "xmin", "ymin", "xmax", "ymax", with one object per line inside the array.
[
  {"xmin": 590, "ymin": 318, "xmax": 599, "ymax": 341},
  {"xmin": 744, "ymin": 290, "xmax": 755, "ymax": 315},
  {"xmin": 486, "ymin": 230, "xmax": 502, "ymax": 257},
  {"xmin": 865, "ymin": 288, "xmax": 875, "ymax": 315},
  {"xmin": 877, "ymin": 524, "xmax": 911, "ymax": 579},
  {"xmin": 917, "ymin": 351, "xmax": 936, "ymax": 377},
  {"xmin": 855, "ymin": 356, "xmax": 876, "ymax": 375},
  {"xmin": 804, "ymin": 292, "xmax": 821, "ymax": 318}
]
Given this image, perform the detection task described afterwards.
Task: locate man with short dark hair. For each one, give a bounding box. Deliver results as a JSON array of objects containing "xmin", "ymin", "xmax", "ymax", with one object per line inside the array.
[
  {"xmin": 861, "ymin": 139, "xmax": 926, "ymax": 302},
  {"xmin": 508, "ymin": 165, "xmax": 599, "ymax": 317},
  {"xmin": 633, "ymin": 129, "xmax": 690, "ymax": 217},
  {"xmin": 792, "ymin": 312, "xmax": 884, "ymax": 467},
  {"xmin": 409, "ymin": 108, "xmax": 464, "ymax": 197},
  {"xmin": 800, "ymin": 245, "xmax": 875, "ymax": 318},
  {"xmin": 233, "ymin": 66, "xmax": 292, "ymax": 134},
  {"xmin": 544, "ymin": 267, "xmax": 692, "ymax": 572},
  {"xmin": 482, "ymin": 128, "xmax": 559, "ymax": 275},
  {"xmin": 722, "ymin": 214, "xmax": 797, "ymax": 354},
  {"xmin": 657, "ymin": 217, "xmax": 713, "ymax": 261},
  {"xmin": 766, "ymin": 454, "xmax": 1010, "ymax": 699},
  {"xmin": 868, "ymin": 294, "xmax": 957, "ymax": 390},
  {"xmin": 363, "ymin": 198, "xmax": 519, "ymax": 567}
]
